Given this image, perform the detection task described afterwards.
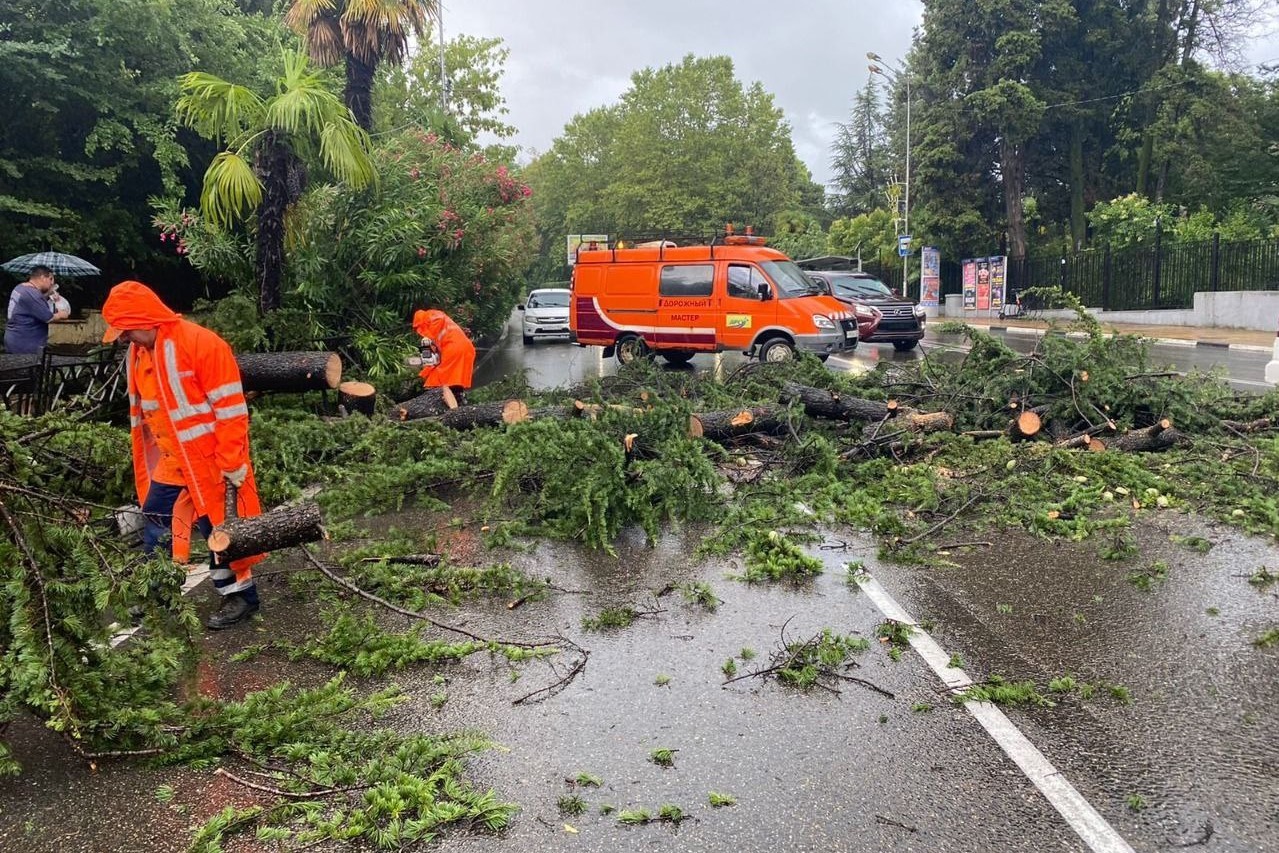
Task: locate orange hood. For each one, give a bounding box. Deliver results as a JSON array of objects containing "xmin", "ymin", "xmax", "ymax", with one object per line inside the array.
[
  {"xmin": 102, "ymin": 280, "xmax": 180, "ymax": 342},
  {"xmin": 412, "ymin": 309, "xmax": 452, "ymax": 340}
]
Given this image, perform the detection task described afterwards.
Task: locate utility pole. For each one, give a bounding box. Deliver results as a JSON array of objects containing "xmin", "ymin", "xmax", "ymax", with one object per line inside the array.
[{"xmin": 868, "ymin": 52, "xmax": 912, "ymax": 300}]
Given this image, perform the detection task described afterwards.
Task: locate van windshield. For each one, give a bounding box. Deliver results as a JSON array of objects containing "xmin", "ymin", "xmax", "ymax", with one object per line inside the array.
[{"xmin": 761, "ymin": 260, "xmax": 821, "ymax": 300}]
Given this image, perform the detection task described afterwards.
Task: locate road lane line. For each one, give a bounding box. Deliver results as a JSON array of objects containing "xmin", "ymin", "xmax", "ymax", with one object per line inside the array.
[{"xmin": 857, "ymin": 574, "xmax": 1136, "ymax": 853}]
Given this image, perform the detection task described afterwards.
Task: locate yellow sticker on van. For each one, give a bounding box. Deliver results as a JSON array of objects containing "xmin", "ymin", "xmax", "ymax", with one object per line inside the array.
[{"xmin": 726, "ymin": 314, "xmax": 752, "ymax": 329}]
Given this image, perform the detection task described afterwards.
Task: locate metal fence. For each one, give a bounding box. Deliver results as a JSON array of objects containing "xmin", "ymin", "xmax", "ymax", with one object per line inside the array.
[{"xmin": 861, "ymin": 233, "xmax": 1279, "ymax": 310}]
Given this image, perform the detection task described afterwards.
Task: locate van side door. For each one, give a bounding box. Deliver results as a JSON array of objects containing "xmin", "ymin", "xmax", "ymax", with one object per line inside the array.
[
  {"xmin": 717, "ymin": 263, "xmax": 776, "ymax": 351},
  {"xmin": 656, "ymin": 264, "xmax": 716, "ymax": 352}
]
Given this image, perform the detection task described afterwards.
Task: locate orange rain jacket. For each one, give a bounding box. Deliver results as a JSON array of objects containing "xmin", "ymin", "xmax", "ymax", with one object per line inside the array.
[
  {"xmin": 412, "ymin": 309, "xmax": 476, "ymax": 390},
  {"xmin": 102, "ymin": 281, "xmax": 265, "ymax": 586}
]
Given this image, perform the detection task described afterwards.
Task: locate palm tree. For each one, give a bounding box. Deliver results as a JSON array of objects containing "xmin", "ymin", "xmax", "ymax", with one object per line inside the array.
[
  {"xmin": 177, "ymin": 49, "xmax": 375, "ymax": 313},
  {"xmin": 285, "ymin": 0, "xmax": 438, "ymax": 131}
]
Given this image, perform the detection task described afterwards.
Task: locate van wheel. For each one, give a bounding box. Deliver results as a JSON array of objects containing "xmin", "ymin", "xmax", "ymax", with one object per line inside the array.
[
  {"xmin": 661, "ymin": 351, "xmax": 694, "ymax": 365},
  {"xmin": 893, "ymin": 340, "xmax": 919, "ymax": 352},
  {"xmin": 758, "ymin": 338, "xmax": 796, "ymax": 363},
  {"xmin": 616, "ymin": 335, "xmax": 649, "ymax": 365}
]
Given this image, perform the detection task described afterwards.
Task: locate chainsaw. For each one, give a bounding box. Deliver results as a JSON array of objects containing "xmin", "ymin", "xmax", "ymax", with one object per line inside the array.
[{"xmin": 407, "ymin": 336, "xmax": 441, "ymax": 368}]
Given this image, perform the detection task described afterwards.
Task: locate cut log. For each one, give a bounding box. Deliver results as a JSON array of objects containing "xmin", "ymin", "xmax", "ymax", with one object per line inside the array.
[
  {"xmin": 207, "ymin": 502, "xmax": 325, "ymax": 563},
  {"xmin": 692, "ymin": 407, "xmax": 788, "ymax": 441},
  {"xmin": 358, "ymin": 553, "xmax": 441, "ymax": 567},
  {"xmin": 394, "ymin": 386, "xmax": 457, "ymax": 421},
  {"xmin": 438, "ymin": 400, "xmax": 529, "ymax": 429},
  {"xmin": 1008, "ymin": 410, "xmax": 1042, "ymax": 441},
  {"xmin": 859, "ymin": 410, "xmax": 954, "ymax": 447},
  {"xmin": 1055, "ymin": 432, "xmax": 1095, "ymax": 450},
  {"xmin": 962, "ymin": 430, "xmax": 1006, "ymax": 441},
  {"xmin": 337, "ymin": 381, "xmax": 376, "ymax": 417},
  {"xmin": 1111, "ymin": 419, "xmax": 1186, "ymax": 452},
  {"xmin": 235, "ymin": 352, "xmax": 341, "ymax": 393},
  {"xmin": 779, "ymin": 381, "xmax": 895, "ymax": 421},
  {"xmin": 1221, "ymin": 417, "xmax": 1273, "ymax": 434}
]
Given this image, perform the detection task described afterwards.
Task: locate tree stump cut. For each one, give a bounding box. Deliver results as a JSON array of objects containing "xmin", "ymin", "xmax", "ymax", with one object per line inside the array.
[
  {"xmin": 338, "ymin": 381, "xmax": 376, "ymax": 417},
  {"xmin": 394, "ymin": 387, "xmax": 457, "ymax": 421}
]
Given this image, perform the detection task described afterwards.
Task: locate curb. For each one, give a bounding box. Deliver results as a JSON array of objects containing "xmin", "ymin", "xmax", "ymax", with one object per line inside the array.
[{"xmin": 969, "ymin": 323, "xmax": 1273, "ymax": 354}]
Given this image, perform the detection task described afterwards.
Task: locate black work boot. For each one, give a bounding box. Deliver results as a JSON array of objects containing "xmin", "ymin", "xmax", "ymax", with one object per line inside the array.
[{"xmin": 206, "ymin": 593, "xmax": 260, "ymax": 630}]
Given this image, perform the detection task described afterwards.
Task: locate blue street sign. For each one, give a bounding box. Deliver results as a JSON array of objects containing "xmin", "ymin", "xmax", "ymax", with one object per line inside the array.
[{"xmin": 897, "ymin": 234, "xmax": 912, "ymax": 257}]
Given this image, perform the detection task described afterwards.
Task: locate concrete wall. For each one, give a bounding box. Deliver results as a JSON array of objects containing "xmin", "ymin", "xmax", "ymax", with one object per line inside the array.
[{"xmin": 937, "ymin": 291, "xmax": 1279, "ymax": 331}]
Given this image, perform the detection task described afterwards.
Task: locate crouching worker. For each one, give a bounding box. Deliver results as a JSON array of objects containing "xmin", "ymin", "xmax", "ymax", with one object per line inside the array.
[
  {"xmin": 102, "ymin": 280, "xmax": 265, "ymax": 629},
  {"xmin": 412, "ymin": 309, "xmax": 475, "ymax": 401}
]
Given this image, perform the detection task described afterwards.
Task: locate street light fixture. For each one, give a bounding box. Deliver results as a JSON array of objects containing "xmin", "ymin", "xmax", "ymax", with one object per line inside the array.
[{"xmin": 867, "ymin": 52, "xmax": 911, "ymax": 300}]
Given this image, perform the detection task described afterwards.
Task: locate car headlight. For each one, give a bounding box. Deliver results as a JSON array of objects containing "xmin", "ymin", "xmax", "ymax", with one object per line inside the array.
[
  {"xmin": 813, "ymin": 314, "xmax": 835, "ymax": 330},
  {"xmin": 854, "ymin": 305, "xmax": 879, "ymax": 320},
  {"xmin": 913, "ymin": 305, "xmax": 927, "ymax": 317}
]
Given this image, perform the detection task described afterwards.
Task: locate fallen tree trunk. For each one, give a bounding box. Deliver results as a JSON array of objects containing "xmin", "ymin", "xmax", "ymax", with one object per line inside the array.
[
  {"xmin": 693, "ymin": 407, "xmax": 788, "ymax": 441},
  {"xmin": 393, "ymin": 387, "xmax": 457, "ymax": 421},
  {"xmin": 207, "ymin": 502, "xmax": 325, "ymax": 562},
  {"xmin": 235, "ymin": 352, "xmax": 341, "ymax": 393},
  {"xmin": 1111, "ymin": 419, "xmax": 1186, "ymax": 452},
  {"xmin": 779, "ymin": 381, "xmax": 896, "ymax": 421},
  {"xmin": 438, "ymin": 400, "xmax": 529, "ymax": 429},
  {"xmin": 1222, "ymin": 417, "xmax": 1273, "ymax": 434},
  {"xmin": 1055, "ymin": 432, "xmax": 1107, "ymax": 451},
  {"xmin": 338, "ymin": 381, "xmax": 376, "ymax": 417}
]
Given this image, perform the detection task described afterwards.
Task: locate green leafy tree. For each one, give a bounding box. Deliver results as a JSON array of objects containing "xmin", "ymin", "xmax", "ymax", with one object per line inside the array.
[
  {"xmin": 768, "ymin": 211, "xmax": 827, "ymax": 261},
  {"xmin": 527, "ymin": 55, "xmax": 811, "ymax": 277},
  {"xmin": 376, "ymin": 34, "xmax": 516, "ymax": 151},
  {"xmin": 285, "ymin": 0, "xmax": 437, "ymax": 130},
  {"xmin": 0, "ymin": 0, "xmax": 276, "ymax": 294},
  {"xmin": 176, "ymin": 49, "xmax": 375, "ymax": 313},
  {"xmin": 827, "ymin": 208, "xmax": 898, "ymax": 262}
]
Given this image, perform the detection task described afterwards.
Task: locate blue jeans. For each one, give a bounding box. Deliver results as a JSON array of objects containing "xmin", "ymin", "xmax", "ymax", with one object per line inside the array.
[{"xmin": 142, "ymin": 481, "xmax": 258, "ymax": 605}]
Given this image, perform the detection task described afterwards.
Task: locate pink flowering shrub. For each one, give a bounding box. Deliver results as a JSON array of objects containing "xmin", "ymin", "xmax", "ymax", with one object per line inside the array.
[{"xmin": 152, "ymin": 131, "xmax": 535, "ymax": 373}]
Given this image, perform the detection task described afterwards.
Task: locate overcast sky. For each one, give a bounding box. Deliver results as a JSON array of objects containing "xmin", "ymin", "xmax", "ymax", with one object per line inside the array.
[{"xmin": 439, "ymin": 1, "xmax": 1279, "ymax": 189}]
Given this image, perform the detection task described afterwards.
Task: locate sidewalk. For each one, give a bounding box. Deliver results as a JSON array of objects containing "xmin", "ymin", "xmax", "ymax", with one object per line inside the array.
[{"xmin": 959, "ymin": 318, "xmax": 1278, "ymax": 353}]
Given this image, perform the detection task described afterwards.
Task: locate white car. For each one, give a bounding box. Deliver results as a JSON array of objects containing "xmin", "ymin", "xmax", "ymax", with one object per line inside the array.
[{"xmin": 519, "ymin": 288, "xmax": 571, "ymax": 345}]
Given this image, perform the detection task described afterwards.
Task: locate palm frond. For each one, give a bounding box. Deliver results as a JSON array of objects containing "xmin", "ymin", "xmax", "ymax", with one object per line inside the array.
[
  {"xmin": 176, "ymin": 73, "xmax": 263, "ymax": 140},
  {"xmin": 318, "ymin": 122, "xmax": 375, "ymax": 188},
  {"xmin": 200, "ymin": 151, "xmax": 263, "ymax": 228},
  {"xmin": 283, "ymin": 0, "xmax": 337, "ymax": 31}
]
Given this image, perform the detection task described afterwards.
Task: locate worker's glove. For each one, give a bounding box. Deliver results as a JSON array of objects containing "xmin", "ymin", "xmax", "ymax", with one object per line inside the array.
[{"xmin": 222, "ymin": 466, "xmax": 248, "ymax": 488}]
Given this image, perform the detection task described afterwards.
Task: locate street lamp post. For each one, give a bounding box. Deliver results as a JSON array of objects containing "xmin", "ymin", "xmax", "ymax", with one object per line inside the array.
[{"xmin": 868, "ymin": 53, "xmax": 910, "ymax": 300}]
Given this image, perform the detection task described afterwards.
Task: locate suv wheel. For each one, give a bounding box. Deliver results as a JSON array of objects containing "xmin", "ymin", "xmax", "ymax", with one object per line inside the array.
[
  {"xmin": 616, "ymin": 335, "xmax": 649, "ymax": 365},
  {"xmin": 759, "ymin": 338, "xmax": 796, "ymax": 363},
  {"xmin": 661, "ymin": 350, "xmax": 694, "ymax": 365}
]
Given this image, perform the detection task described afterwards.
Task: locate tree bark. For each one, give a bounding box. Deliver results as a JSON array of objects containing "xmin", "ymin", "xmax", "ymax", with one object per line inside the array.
[
  {"xmin": 437, "ymin": 400, "xmax": 529, "ymax": 430},
  {"xmin": 1111, "ymin": 419, "xmax": 1187, "ymax": 452},
  {"xmin": 337, "ymin": 381, "xmax": 376, "ymax": 417},
  {"xmin": 254, "ymin": 133, "xmax": 294, "ymax": 314},
  {"xmin": 394, "ymin": 387, "xmax": 457, "ymax": 421},
  {"xmin": 235, "ymin": 352, "xmax": 341, "ymax": 393},
  {"xmin": 1069, "ymin": 120, "xmax": 1086, "ymax": 250},
  {"xmin": 779, "ymin": 381, "xmax": 897, "ymax": 421},
  {"xmin": 344, "ymin": 53, "xmax": 377, "ymax": 131},
  {"xmin": 692, "ymin": 407, "xmax": 788, "ymax": 441},
  {"xmin": 1000, "ymin": 136, "xmax": 1028, "ymax": 260},
  {"xmin": 207, "ymin": 502, "xmax": 324, "ymax": 563}
]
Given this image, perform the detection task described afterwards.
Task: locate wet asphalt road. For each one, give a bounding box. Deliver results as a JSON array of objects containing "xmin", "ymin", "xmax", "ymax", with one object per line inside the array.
[
  {"xmin": 1, "ymin": 316, "xmax": 1275, "ymax": 852},
  {"xmin": 479, "ymin": 313, "xmax": 1276, "ymax": 393}
]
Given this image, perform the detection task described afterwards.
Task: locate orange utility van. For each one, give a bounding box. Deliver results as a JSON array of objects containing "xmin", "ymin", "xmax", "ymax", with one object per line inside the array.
[{"xmin": 570, "ymin": 236, "xmax": 859, "ymax": 364}]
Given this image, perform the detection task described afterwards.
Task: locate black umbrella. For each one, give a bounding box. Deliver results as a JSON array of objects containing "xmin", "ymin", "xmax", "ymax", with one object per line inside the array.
[{"xmin": 2, "ymin": 251, "xmax": 101, "ymax": 277}]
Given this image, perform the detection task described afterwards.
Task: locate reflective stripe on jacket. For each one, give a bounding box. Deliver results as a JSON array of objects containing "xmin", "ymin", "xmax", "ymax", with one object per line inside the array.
[{"xmin": 126, "ymin": 319, "xmax": 265, "ymax": 576}]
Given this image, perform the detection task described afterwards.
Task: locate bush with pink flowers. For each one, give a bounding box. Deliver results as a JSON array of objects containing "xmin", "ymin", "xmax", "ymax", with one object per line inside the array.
[{"xmin": 153, "ymin": 131, "xmax": 535, "ymax": 375}]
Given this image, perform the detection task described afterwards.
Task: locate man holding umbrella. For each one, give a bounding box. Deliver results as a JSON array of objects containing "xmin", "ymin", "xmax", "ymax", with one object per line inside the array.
[{"xmin": 4, "ymin": 265, "xmax": 70, "ymax": 353}]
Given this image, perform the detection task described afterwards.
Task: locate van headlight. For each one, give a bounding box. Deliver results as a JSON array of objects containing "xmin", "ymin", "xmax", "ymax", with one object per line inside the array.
[{"xmin": 813, "ymin": 315, "xmax": 835, "ymax": 330}]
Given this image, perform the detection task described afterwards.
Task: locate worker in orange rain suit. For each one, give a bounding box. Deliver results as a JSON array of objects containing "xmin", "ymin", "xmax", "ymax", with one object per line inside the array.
[
  {"xmin": 102, "ymin": 280, "xmax": 265, "ymax": 629},
  {"xmin": 412, "ymin": 309, "xmax": 476, "ymax": 397}
]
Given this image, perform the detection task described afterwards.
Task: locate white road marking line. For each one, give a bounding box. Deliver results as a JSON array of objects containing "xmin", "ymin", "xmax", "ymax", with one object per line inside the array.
[
  {"xmin": 107, "ymin": 567, "xmax": 210, "ymax": 649},
  {"xmin": 857, "ymin": 574, "xmax": 1136, "ymax": 853}
]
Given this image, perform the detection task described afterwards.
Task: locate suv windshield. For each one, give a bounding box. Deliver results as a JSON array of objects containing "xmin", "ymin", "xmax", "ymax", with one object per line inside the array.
[
  {"xmin": 829, "ymin": 275, "xmax": 894, "ymax": 299},
  {"xmin": 528, "ymin": 291, "xmax": 569, "ymax": 308},
  {"xmin": 761, "ymin": 260, "xmax": 821, "ymax": 300}
]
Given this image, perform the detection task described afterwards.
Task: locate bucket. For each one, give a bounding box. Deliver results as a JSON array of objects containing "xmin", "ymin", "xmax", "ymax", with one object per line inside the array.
[{"xmin": 114, "ymin": 504, "xmax": 145, "ymax": 538}]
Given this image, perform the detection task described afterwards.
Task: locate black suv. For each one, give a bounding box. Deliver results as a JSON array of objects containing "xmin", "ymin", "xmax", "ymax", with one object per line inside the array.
[{"xmin": 801, "ymin": 268, "xmax": 926, "ymax": 351}]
